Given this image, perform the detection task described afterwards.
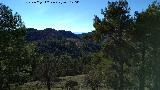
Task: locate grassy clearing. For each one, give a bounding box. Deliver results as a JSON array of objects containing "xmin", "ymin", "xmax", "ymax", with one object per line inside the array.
[
  {"xmin": 11, "ymin": 74, "xmax": 109, "ymax": 90},
  {"xmin": 10, "ymin": 75, "xmax": 90, "ymax": 90}
]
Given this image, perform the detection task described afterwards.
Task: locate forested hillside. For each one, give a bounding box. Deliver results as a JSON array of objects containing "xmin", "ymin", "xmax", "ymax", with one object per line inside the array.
[
  {"xmin": 25, "ymin": 28, "xmax": 100, "ymax": 58},
  {"xmin": 26, "ymin": 28, "xmax": 80, "ymax": 41},
  {"xmin": 0, "ymin": 0, "xmax": 160, "ymax": 90}
]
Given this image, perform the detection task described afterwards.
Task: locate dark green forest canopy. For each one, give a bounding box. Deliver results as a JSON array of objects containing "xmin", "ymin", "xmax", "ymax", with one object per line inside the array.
[
  {"xmin": 1, "ymin": 0, "xmax": 160, "ymax": 90},
  {"xmin": 25, "ymin": 28, "xmax": 100, "ymax": 56}
]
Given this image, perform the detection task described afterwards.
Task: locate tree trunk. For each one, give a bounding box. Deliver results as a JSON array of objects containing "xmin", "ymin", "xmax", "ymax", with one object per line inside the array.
[
  {"xmin": 153, "ymin": 67, "xmax": 160, "ymax": 90},
  {"xmin": 119, "ymin": 61, "xmax": 124, "ymax": 90},
  {"xmin": 139, "ymin": 42, "xmax": 146, "ymax": 90},
  {"xmin": 92, "ymin": 87, "xmax": 96, "ymax": 90},
  {"xmin": 139, "ymin": 75, "xmax": 145, "ymax": 90},
  {"xmin": 153, "ymin": 50, "xmax": 160, "ymax": 90},
  {"xmin": 47, "ymin": 76, "xmax": 51, "ymax": 90}
]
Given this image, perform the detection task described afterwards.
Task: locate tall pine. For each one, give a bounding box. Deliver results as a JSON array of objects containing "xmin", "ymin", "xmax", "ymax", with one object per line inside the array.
[{"xmin": 93, "ymin": 0, "xmax": 134, "ymax": 89}]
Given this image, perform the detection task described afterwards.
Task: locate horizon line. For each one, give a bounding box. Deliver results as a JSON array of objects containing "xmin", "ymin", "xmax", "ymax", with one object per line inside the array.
[{"xmin": 26, "ymin": 27, "xmax": 91, "ymax": 34}]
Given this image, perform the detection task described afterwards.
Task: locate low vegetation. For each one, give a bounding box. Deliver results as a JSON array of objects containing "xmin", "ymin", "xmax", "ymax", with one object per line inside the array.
[{"xmin": 0, "ymin": 0, "xmax": 160, "ymax": 90}]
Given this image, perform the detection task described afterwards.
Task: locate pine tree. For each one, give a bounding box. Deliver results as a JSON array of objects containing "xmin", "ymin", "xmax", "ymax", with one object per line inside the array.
[{"xmin": 93, "ymin": 0, "xmax": 134, "ymax": 89}]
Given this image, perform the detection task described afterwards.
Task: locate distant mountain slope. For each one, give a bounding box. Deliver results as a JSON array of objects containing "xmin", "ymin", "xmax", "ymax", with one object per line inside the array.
[
  {"xmin": 25, "ymin": 28, "xmax": 100, "ymax": 57},
  {"xmin": 25, "ymin": 28, "xmax": 100, "ymax": 76},
  {"xmin": 26, "ymin": 28, "xmax": 80, "ymax": 41}
]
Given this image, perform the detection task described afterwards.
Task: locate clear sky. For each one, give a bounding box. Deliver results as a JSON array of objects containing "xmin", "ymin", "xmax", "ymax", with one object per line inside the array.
[{"xmin": 0, "ymin": 0, "xmax": 158, "ymax": 33}]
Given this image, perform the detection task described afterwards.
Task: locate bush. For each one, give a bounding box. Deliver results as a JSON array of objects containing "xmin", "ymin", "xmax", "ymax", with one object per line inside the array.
[{"xmin": 65, "ymin": 80, "xmax": 78, "ymax": 90}]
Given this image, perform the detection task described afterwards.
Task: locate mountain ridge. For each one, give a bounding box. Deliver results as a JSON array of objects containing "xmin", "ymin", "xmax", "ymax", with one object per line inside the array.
[{"xmin": 25, "ymin": 28, "xmax": 100, "ymax": 58}]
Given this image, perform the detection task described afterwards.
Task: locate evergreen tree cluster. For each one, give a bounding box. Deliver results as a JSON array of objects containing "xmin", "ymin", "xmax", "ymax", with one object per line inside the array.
[{"xmin": 0, "ymin": 0, "xmax": 160, "ymax": 90}]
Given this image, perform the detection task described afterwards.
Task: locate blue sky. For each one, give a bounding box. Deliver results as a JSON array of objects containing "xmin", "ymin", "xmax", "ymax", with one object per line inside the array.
[{"xmin": 0, "ymin": 0, "xmax": 158, "ymax": 33}]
